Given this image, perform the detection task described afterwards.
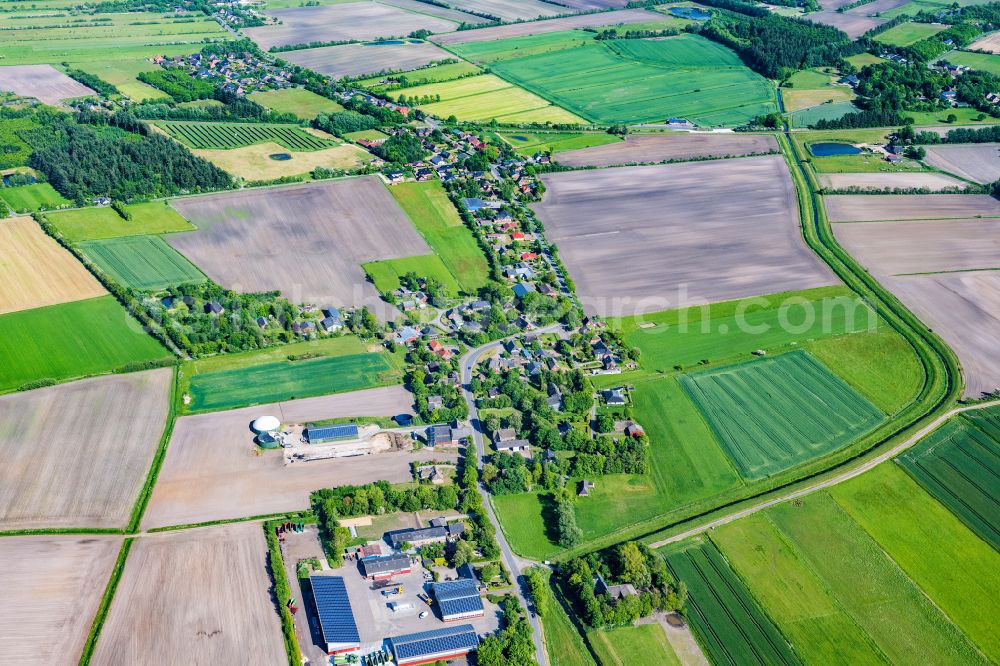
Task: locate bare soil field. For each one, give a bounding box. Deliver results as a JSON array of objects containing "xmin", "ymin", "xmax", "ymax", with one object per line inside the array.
[
  {"xmin": 970, "ymin": 31, "xmax": 1000, "ymax": 53},
  {"xmin": 0, "ymin": 369, "xmax": 171, "ymax": 530},
  {"xmin": 555, "ymin": 133, "xmax": 778, "ymax": 167},
  {"xmin": 140, "ymin": 386, "xmax": 460, "ymax": 529},
  {"xmin": 0, "ymin": 535, "xmax": 122, "ymax": 666},
  {"xmin": 92, "ymin": 523, "xmax": 285, "ymax": 666},
  {"xmin": 845, "ymin": 0, "xmax": 908, "ymax": 14},
  {"xmin": 245, "ymin": 4, "xmax": 456, "ymax": 49},
  {"xmin": 817, "ymin": 0, "xmax": 856, "ymax": 10},
  {"xmin": 817, "ymin": 171, "xmax": 969, "ymax": 191},
  {"xmin": 431, "ymin": 8, "xmax": 662, "ymax": 44},
  {"xmin": 445, "ymin": 0, "xmax": 563, "ymax": 20},
  {"xmin": 0, "ymin": 216, "xmax": 105, "ymax": 315},
  {"xmin": 884, "ymin": 271, "xmax": 1000, "ymax": 397},
  {"xmin": 193, "ymin": 142, "xmax": 370, "ymax": 180},
  {"xmin": 834, "ymin": 218, "xmax": 1000, "ymax": 275},
  {"xmin": 922, "ymin": 143, "xmax": 1000, "ymax": 184},
  {"xmin": 281, "ymin": 41, "xmax": 452, "ymax": 79},
  {"xmin": 0, "ymin": 64, "xmax": 94, "ymax": 104},
  {"xmin": 806, "ymin": 12, "xmax": 884, "ymax": 38},
  {"xmin": 532, "ymin": 156, "xmax": 837, "ymax": 316},
  {"xmin": 552, "ymin": 0, "xmax": 628, "ymax": 8},
  {"xmin": 825, "ymin": 194, "xmax": 1000, "ymax": 221},
  {"xmin": 378, "ymin": 0, "xmax": 486, "ymax": 23},
  {"xmin": 168, "ymin": 177, "xmax": 428, "ymax": 314}
]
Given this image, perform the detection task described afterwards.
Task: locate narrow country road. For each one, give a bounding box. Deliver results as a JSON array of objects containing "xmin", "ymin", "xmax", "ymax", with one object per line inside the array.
[
  {"xmin": 649, "ymin": 398, "xmax": 1000, "ymax": 549},
  {"xmin": 460, "ymin": 324, "xmax": 565, "ymax": 666}
]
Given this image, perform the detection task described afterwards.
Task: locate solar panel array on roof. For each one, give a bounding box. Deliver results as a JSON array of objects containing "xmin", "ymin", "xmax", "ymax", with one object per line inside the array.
[
  {"xmin": 390, "ymin": 624, "xmax": 479, "ymax": 662},
  {"xmin": 432, "ymin": 578, "xmax": 484, "ymax": 619},
  {"xmin": 310, "ymin": 576, "xmax": 360, "ymax": 645},
  {"xmin": 305, "ymin": 424, "xmax": 359, "ymax": 442}
]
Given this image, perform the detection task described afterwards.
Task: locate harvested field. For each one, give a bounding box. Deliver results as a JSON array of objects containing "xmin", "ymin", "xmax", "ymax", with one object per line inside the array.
[
  {"xmin": 532, "ymin": 156, "xmax": 837, "ymax": 316},
  {"xmin": 0, "ymin": 64, "xmax": 94, "ymax": 103},
  {"xmin": 446, "ymin": 0, "xmax": 563, "ymax": 20},
  {"xmin": 970, "ymin": 31, "xmax": 1000, "ymax": 53},
  {"xmin": 922, "ymin": 143, "xmax": 1000, "ymax": 184},
  {"xmin": 193, "ymin": 141, "xmax": 371, "ymax": 180},
  {"xmin": 553, "ymin": 0, "xmax": 627, "ymax": 8},
  {"xmin": 92, "ymin": 523, "xmax": 285, "ymax": 665},
  {"xmin": 0, "ymin": 535, "xmax": 123, "ymax": 666},
  {"xmin": 834, "ymin": 218, "xmax": 1000, "ymax": 275},
  {"xmin": 378, "ymin": 0, "xmax": 486, "ymax": 23},
  {"xmin": 168, "ymin": 177, "xmax": 428, "ymax": 314},
  {"xmin": 141, "ymin": 386, "xmax": 457, "ymax": 529},
  {"xmin": 845, "ymin": 0, "xmax": 909, "ymax": 14},
  {"xmin": 430, "ymin": 8, "xmax": 663, "ymax": 44},
  {"xmin": 806, "ymin": 12, "xmax": 884, "ymax": 38},
  {"xmin": 0, "ymin": 369, "xmax": 171, "ymax": 530},
  {"xmin": 824, "ymin": 194, "xmax": 1000, "ymax": 221},
  {"xmin": 244, "ymin": 4, "xmax": 456, "ymax": 50},
  {"xmin": 0, "ymin": 216, "xmax": 105, "ymax": 315},
  {"xmin": 280, "ymin": 41, "xmax": 452, "ymax": 79},
  {"xmin": 555, "ymin": 133, "xmax": 778, "ymax": 167},
  {"xmin": 817, "ymin": 171, "xmax": 968, "ymax": 191},
  {"xmin": 882, "ymin": 271, "xmax": 1000, "ymax": 397}
]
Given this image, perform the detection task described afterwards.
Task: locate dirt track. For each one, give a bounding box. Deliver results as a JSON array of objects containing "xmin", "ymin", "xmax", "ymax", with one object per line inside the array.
[{"xmin": 555, "ymin": 134, "xmax": 778, "ymax": 167}]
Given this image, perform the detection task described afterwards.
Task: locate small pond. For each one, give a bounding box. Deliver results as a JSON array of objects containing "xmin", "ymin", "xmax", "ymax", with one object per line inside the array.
[
  {"xmin": 668, "ymin": 6, "xmax": 711, "ymax": 19},
  {"xmin": 269, "ymin": 153, "xmax": 292, "ymax": 161},
  {"xmin": 809, "ymin": 142, "xmax": 861, "ymax": 157},
  {"xmin": 369, "ymin": 40, "xmax": 405, "ymax": 45},
  {"xmin": 511, "ymin": 135, "xmax": 529, "ymax": 141}
]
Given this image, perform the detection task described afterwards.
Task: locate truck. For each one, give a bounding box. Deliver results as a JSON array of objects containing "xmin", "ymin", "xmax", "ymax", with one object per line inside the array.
[{"xmin": 389, "ymin": 601, "xmax": 413, "ymax": 612}]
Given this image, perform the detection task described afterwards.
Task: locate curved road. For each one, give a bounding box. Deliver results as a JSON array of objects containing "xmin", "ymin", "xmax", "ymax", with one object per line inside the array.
[
  {"xmin": 650, "ymin": 398, "xmax": 1000, "ymax": 549},
  {"xmin": 460, "ymin": 324, "xmax": 564, "ymax": 666}
]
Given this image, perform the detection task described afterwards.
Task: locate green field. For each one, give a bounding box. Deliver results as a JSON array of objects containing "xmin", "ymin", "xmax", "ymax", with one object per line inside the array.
[
  {"xmin": 0, "ymin": 182, "xmax": 70, "ymax": 211},
  {"xmin": 389, "ymin": 180, "xmax": 489, "ymax": 294},
  {"xmin": 159, "ymin": 121, "xmax": 337, "ymax": 150},
  {"xmin": 47, "ymin": 202, "xmax": 195, "ymax": 242},
  {"xmin": 872, "ymin": 21, "xmax": 946, "ymax": 46},
  {"xmin": 0, "ymin": 296, "xmax": 170, "ymax": 392},
  {"xmin": 536, "ymin": 574, "xmax": 597, "ymax": 666},
  {"xmin": 249, "ymin": 88, "xmax": 344, "ymax": 120},
  {"xmin": 831, "ymin": 463, "xmax": 1000, "ymax": 662},
  {"xmin": 181, "ymin": 336, "xmax": 401, "ymax": 413},
  {"xmin": 768, "ymin": 493, "xmax": 986, "ymax": 665},
  {"xmin": 680, "ymin": 350, "xmax": 887, "ymax": 479},
  {"xmin": 363, "ymin": 255, "xmax": 462, "ymax": 296},
  {"xmin": 343, "ymin": 129, "xmax": 390, "ymax": 142},
  {"xmin": 495, "ymin": 130, "xmax": 621, "ymax": 156},
  {"xmin": 588, "ymin": 624, "xmax": 680, "ymax": 666},
  {"xmin": 356, "ymin": 61, "xmax": 482, "ymax": 90},
  {"xmin": 463, "ymin": 33, "xmax": 776, "ymax": 126},
  {"xmin": 73, "ymin": 57, "xmax": 171, "ymax": 101},
  {"xmin": 494, "ymin": 491, "xmax": 559, "ymax": 559},
  {"xmin": 899, "ymin": 407, "xmax": 1000, "ymax": 550},
  {"xmin": 787, "ymin": 101, "xmax": 859, "ymax": 129},
  {"xmin": 80, "ymin": 235, "xmax": 205, "ymax": 291},
  {"xmin": 663, "ymin": 539, "xmax": 799, "ymax": 666},
  {"xmin": 946, "ymin": 50, "xmax": 1000, "ymax": 76},
  {"xmin": 451, "ymin": 30, "xmax": 597, "ymax": 64}
]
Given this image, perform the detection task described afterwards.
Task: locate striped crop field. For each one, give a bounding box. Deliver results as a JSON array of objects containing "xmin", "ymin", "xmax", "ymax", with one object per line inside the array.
[
  {"xmin": 899, "ymin": 405, "xmax": 1000, "ymax": 550},
  {"xmin": 663, "ymin": 539, "xmax": 799, "ymax": 666},
  {"xmin": 159, "ymin": 121, "xmax": 336, "ymax": 151},
  {"xmin": 680, "ymin": 350, "xmax": 886, "ymax": 479},
  {"xmin": 80, "ymin": 235, "xmax": 204, "ymax": 291}
]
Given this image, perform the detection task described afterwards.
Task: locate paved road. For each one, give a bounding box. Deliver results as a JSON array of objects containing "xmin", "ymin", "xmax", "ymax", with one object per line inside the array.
[
  {"xmin": 649, "ymin": 398, "xmax": 1000, "ymax": 549},
  {"xmin": 460, "ymin": 324, "xmax": 564, "ymax": 666}
]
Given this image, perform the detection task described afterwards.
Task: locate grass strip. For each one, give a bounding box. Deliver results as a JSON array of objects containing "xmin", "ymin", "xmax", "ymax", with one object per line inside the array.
[
  {"xmin": 265, "ymin": 518, "xmax": 304, "ymax": 666},
  {"xmin": 126, "ymin": 365, "xmax": 179, "ymax": 533},
  {"xmin": 78, "ymin": 537, "xmax": 134, "ymax": 666}
]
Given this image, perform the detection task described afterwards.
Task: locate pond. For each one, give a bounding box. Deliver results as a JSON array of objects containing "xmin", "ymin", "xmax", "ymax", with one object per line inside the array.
[
  {"xmin": 809, "ymin": 142, "xmax": 861, "ymax": 157},
  {"xmin": 269, "ymin": 153, "xmax": 292, "ymax": 161},
  {"xmin": 668, "ymin": 6, "xmax": 711, "ymax": 19},
  {"xmin": 511, "ymin": 135, "xmax": 529, "ymax": 141},
  {"xmin": 369, "ymin": 40, "xmax": 405, "ymax": 45}
]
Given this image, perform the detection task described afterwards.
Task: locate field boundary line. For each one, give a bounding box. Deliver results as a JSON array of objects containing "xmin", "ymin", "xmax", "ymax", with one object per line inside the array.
[
  {"xmin": 126, "ymin": 365, "xmax": 179, "ymax": 534},
  {"xmin": 78, "ymin": 537, "xmax": 133, "ymax": 666}
]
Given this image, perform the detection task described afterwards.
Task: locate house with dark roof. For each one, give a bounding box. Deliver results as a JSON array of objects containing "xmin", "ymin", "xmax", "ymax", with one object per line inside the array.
[
  {"xmin": 359, "ymin": 553, "xmax": 412, "ymax": 580},
  {"xmin": 578, "ymin": 480, "xmax": 595, "ymax": 496},
  {"xmin": 386, "ymin": 524, "xmax": 464, "ymax": 549},
  {"xmin": 309, "ymin": 576, "xmax": 361, "ymax": 654},
  {"xmin": 432, "ymin": 578, "xmax": 485, "ymax": 622},
  {"xmin": 389, "ymin": 624, "xmax": 480, "ymax": 666}
]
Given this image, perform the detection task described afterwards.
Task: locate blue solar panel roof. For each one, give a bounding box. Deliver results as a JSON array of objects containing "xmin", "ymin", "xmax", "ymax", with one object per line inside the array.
[
  {"xmin": 305, "ymin": 424, "xmax": 359, "ymax": 441},
  {"xmin": 433, "ymin": 579, "xmax": 483, "ymax": 618},
  {"xmin": 390, "ymin": 625, "xmax": 479, "ymax": 660},
  {"xmin": 310, "ymin": 576, "xmax": 360, "ymax": 645}
]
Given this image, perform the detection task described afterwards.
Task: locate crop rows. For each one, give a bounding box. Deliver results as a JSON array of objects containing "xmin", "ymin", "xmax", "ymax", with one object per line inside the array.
[
  {"xmin": 664, "ymin": 540, "xmax": 799, "ymax": 666},
  {"xmin": 80, "ymin": 235, "xmax": 204, "ymax": 291},
  {"xmin": 899, "ymin": 407, "xmax": 1000, "ymax": 550},
  {"xmin": 160, "ymin": 122, "xmax": 335, "ymax": 151}
]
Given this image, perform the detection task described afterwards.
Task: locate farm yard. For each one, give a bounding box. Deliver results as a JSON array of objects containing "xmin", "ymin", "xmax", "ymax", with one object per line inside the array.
[
  {"xmin": 679, "ymin": 350, "xmax": 886, "ymax": 479},
  {"xmin": 532, "ymin": 156, "xmax": 836, "ymax": 316},
  {"xmin": 0, "ymin": 216, "xmax": 105, "ymax": 315},
  {"xmin": 0, "ymin": 296, "xmax": 171, "ymax": 393},
  {"xmin": 824, "ymin": 194, "xmax": 1000, "ymax": 221},
  {"xmin": 91, "ymin": 523, "xmax": 286, "ymax": 665},
  {"xmin": 900, "ymin": 406, "xmax": 1000, "ymax": 550},
  {"xmin": 247, "ymin": 88, "xmax": 343, "ymax": 120},
  {"xmin": 243, "ymin": 3, "xmax": 457, "ymax": 50},
  {"xmin": 554, "ymin": 132, "xmax": 778, "ymax": 167},
  {"xmin": 0, "ymin": 369, "xmax": 171, "ymax": 530},
  {"xmin": 921, "ymin": 143, "xmax": 1000, "ymax": 184},
  {"xmin": 140, "ymin": 386, "xmax": 451, "ymax": 530},
  {"xmin": 80, "ymin": 236, "xmax": 205, "ymax": 291},
  {"xmin": 0, "ymin": 64, "xmax": 93, "ymax": 104},
  {"xmin": 158, "ymin": 121, "xmax": 337, "ymax": 151},
  {"xmin": 46, "ymin": 202, "xmax": 195, "ymax": 242},
  {"xmin": 816, "ymin": 171, "xmax": 969, "ymax": 191},
  {"xmin": 429, "ymin": 8, "xmax": 664, "ymax": 44},
  {"xmin": 0, "ymin": 535, "xmax": 123, "ymax": 666},
  {"xmin": 279, "ymin": 41, "xmax": 452, "ymax": 80},
  {"xmin": 168, "ymin": 177, "xmax": 429, "ymax": 314},
  {"xmin": 456, "ymin": 33, "xmax": 777, "ymax": 126}
]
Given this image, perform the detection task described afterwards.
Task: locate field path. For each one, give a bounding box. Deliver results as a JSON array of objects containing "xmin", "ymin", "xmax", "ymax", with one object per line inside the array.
[{"xmin": 649, "ymin": 399, "xmax": 1000, "ymax": 548}]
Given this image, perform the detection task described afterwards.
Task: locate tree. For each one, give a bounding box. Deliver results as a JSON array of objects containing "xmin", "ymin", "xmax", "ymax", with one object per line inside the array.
[
  {"xmin": 524, "ymin": 566, "xmax": 549, "ymax": 616},
  {"xmin": 556, "ymin": 495, "xmax": 581, "ymax": 548},
  {"xmin": 616, "ymin": 542, "xmax": 651, "ymax": 589},
  {"xmin": 596, "ymin": 412, "xmax": 615, "ymax": 433},
  {"xmin": 451, "ymin": 539, "xmax": 474, "ymax": 568}
]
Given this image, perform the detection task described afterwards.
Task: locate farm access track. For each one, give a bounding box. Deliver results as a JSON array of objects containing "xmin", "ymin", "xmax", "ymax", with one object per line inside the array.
[{"xmin": 551, "ymin": 131, "xmax": 964, "ymax": 561}]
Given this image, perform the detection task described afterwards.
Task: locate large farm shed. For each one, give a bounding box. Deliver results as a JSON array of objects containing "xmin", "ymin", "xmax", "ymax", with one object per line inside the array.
[
  {"xmin": 361, "ymin": 552, "xmax": 413, "ymax": 580},
  {"xmin": 389, "ymin": 624, "xmax": 480, "ymax": 665},
  {"xmin": 305, "ymin": 423, "xmax": 360, "ymax": 443},
  {"xmin": 432, "ymin": 578, "xmax": 485, "ymax": 622},
  {"xmin": 310, "ymin": 575, "xmax": 361, "ymax": 655}
]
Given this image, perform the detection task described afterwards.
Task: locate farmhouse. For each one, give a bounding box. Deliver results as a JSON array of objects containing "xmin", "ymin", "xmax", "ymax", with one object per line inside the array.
[
  {"xmin": 386, "ymin": 523, "xmax": 464, "ymax": 549},
  {"xmin": 389, "ymin": 625, "xmax": 480, "ymax": 666},
  {"xmin": 310, "ymin": 576, "xmax": 361, "ymax": 655},
  {"xmin": 432, "ymin": 578, "xmax": 485, "ymax": 622},
  {"xmin": 360, "ymin": 553, "xmax": 412, "ymax": 580},
  {"xmin": 496, "ymin": 438, "xmax": 531, "ymax": 456}
]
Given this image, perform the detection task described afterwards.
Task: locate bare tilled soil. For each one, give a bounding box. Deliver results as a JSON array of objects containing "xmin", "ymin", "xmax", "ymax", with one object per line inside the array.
[
  {"xmin": 556, "ymin": 133, "xmax": 778, "ymax": 167},
  {"xmin": 817, "ymin": 172, "xmax": 969, "ymax": 191},
  {"xmin": 922, "ymin": 143, "xmax": 1000, "ymax": 184},
  {"xmin": 431, "ymin": 8, "xmax": 663, "ymax": 44},
  {"xmin": 281, "ymin": 41, "xmax": 453, "ymax": 79},
  {"xmin": 0, "ymin": 64, "xmax": 94, "ymax": 104},
  {"xmin": 824, "ymin": 194, "xmax": 1000, "ymax": 221}
]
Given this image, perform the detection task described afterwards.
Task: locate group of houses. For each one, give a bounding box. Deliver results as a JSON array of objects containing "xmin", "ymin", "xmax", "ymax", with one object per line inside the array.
[{"xmin": 153, "ymin": 47, "xmax": 291, "ymax": 96}]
